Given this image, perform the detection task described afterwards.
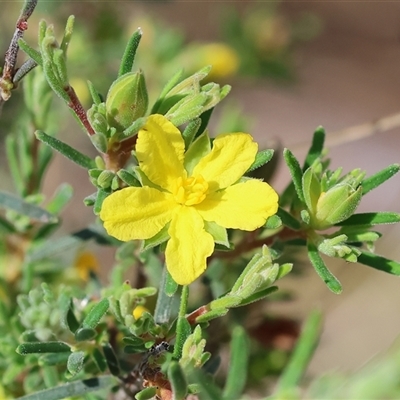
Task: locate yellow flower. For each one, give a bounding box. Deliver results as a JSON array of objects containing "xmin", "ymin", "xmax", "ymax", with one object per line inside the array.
[
  {"xmin": 100, "ymin": 114, "xmax": 278, "ymax": 285},
  {"xmin": 133, "ymin": 304, "xmax": 149, "ymax": 320},
  {"xmin": 74, "ymin": 251, "xmax": 99, "ymax": 281}
]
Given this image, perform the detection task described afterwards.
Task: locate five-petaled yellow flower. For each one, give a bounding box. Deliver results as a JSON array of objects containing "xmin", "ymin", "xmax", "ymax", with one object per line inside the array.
[{"xmin": 100, "ymin": 114, "xmax": 279, "ymax": 285}]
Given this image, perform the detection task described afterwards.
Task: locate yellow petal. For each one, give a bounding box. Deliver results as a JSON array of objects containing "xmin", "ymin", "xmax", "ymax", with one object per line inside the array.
[
  {"xmin": 100, "ymin": 187, "xmax": 178, "ymax": 240},
  {"xmin": 136, "ymin": 114, "xmax": 186, "ymax": 191},
  {"xmin": 196, "ymin": 179, "xmax": 279, "ymax": 230},
  {"xmin": 166, "ymin": 206, "xmax": 214, "ymax": 285},
  {"xmin": 193, "ymin": 133, "xmax": 257, "ymax": 192}
]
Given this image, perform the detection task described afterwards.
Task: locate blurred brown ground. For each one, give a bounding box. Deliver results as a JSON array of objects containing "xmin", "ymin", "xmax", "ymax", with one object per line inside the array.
[{"xmin": 1, "ymin": 0, "xmax": 400, "ymax": 380}]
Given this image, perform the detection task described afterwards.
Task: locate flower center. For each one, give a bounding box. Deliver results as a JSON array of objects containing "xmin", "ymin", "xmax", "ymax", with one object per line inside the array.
[{"xmin": 173, "ymin": 175, "xmax": 209, "ymax": 206}]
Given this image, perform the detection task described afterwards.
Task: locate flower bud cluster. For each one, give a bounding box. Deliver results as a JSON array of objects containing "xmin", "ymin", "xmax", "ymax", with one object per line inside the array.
[{"xmin": 301, "ymin": 160, "xmax": 365, "ymax": 230}]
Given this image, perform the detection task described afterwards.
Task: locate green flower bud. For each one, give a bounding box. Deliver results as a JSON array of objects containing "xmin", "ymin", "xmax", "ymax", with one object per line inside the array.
[
  {"xmin": 97, "ymin": 170, "xmax": 115, "ymax": 189},
  {"xmin": 313, "ymin": 184, "xmax": 363, "ymax": 229},
  {"xmin": 105, "ymin": 71, "xmax": 148, "ymax": 131}
]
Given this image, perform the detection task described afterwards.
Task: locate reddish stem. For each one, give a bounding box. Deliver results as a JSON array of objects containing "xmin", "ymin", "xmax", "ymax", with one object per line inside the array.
[{"xmin": 65, "ymin": 85, "xmax": 96, "ymax": 136}]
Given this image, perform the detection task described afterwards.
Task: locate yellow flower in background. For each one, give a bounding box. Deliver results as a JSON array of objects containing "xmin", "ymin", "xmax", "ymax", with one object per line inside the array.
[
  {"xmin": 198, "ymin": 43, "xmax": 240, "ymax": 79},
  {"xmin": 133, "ymin": 304, "xmax": 149, "ymax": 320},
  {"xmin": 100, "ymin": 114, "xmax": 278, "ymax": 285},
  {"xmin": 74, "ymin": 251, "xmax": 99, "ymax": 281}
]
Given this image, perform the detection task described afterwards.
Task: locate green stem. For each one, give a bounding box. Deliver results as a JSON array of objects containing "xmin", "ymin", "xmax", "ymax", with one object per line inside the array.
[
  {"xmin": 173, "ymin": 285, "xmax": 190, "ymax": 359},
  {"xmin": 154, "ymin": 265, "xmax": 173, "ymax": 324}
]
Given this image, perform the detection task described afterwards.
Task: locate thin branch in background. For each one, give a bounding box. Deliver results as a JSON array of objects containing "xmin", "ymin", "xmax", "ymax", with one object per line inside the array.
[
  {"xmin": 0, "ymin": 0, "xmax": 38, "ymax": 113},
  {"xmin": 293, "ymin": 112, "xmax": 400, "ymax": 152}
]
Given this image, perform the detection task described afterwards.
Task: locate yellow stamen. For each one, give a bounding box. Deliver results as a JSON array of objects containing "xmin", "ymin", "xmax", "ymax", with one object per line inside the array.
[{"xmin": 173, "ymin": 175, "xmax": 209, "ymax": 206}]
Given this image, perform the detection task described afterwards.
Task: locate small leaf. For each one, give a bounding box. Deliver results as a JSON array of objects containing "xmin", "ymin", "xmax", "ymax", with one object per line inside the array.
[
  {"xmin": 173, "ymin": 317, "xmax": 191, "ymax": 360},
  {"xmin": 187, "ymin": 368, "xmax": 222, "ymax": 400},
  {"xmin": 195, "ymin": 308, "xmax": 229, "ymax": 323},
  {"xmin": 75, "ymin": 328, "xmax": 97, "ymax": 342},
  {"xmin": 276, "ymin": 207, "xmax": 301, "ymax": 230},
  {"xmin": 247, "ymin": 149, "xmax": 274, "ymax": 173},
  {"xmin": 336, "ymin": 212, "xmax": 400, "ymax": 226},
  {"xmin": 356, "ymin": 250, "xmax": 400, "ymax": 275},
  {"xmin": 142, "ymin": 224, "xmax": 170, "ymax": 252},
  {"xmin": 118, "ymin": 28, "xmax": 142, "ymax": 77},
  {"xmin": 182, "ymin": 118, "xmax": 202, "ymax": 149},
  {"xmin": 165, "ymin": 269, "xmax": 179, "ymax": 297},
  {"xmin": 237, "ymin": 286, "xmax": 279, "ymax": 307},
  {"xmin": 168, "ymin": 361, "xmax": 188, "ymax": 400},
  {"xmin": 210, "ymin": 295, "xmax": 243, "ymax": 310},
  {"xmin": 362, "ymin": 164, "xmax": 399, "ymax": 195},
  {"xmin": 307, "ymin": 240, "xmax": 342, "ymax": 294},
  {"xmin": 35, "ymin": 130, "xmax": 95, "ymax": 169},
  {"xmin": 274, "ymin": 310, "xmax": 322, "ymax": 395},
  {"xmin": 38, "ymin": 352, "xmax": 71, "ymax": 366},
  {"xmin": 222, "ymin": 327, "xmax": 249, "ymax": 400},
  {"xmin": 94, "ymin": 189, "xmax": 109, "ymax": 215},
  {"xmin": 0, "ymin": 191, "xmax": 57, "ymax": 223},
  {"xmin": 81, "ymin": 298, "xmax": 109, "ymax": 329},
  {"xmin": 16, "ymin": 376, "xmax": 116, "ymax": 400},
  {"xmin": 17, "ymin": 341, "xmax": 71, "ymax": 355},
  {"xmin": 92, "ymin": 347, "xmax": 107, "ymax": 372},
  {"xmin": 103, "ymin": 343, "xmax": 120, "ymax": 376},
  {"xmin": 45, "ymin": 183, "xmax": 73, "ymax": 214},
  {"xmin": 135, "ymin": 387, "xmax": 158, "ymax": 400},
  {"xmin": 303, "ymin": 126, "xmax": 325, "ymax": 170},
  {"xmin": 264, "ymin": 214, "xmax": 282, "ymax": 230},
  {"xmin": 67, "ymin": 351, "xmax": 85, "ymax": 376},
  {"xmin": 283, "ymin": 149, "xmax": 305, "ymax": 203},
  {"xmin": 117, "ymin": 169, "xmax": 141, "ymax": 187}
]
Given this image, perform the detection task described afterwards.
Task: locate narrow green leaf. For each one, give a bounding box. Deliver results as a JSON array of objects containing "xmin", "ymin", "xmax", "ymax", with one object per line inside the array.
[
  {"xmin": 182, "ymin": 118, "xmax": 202, "ymax": 149},
  {"xmin": 16, "ymin": 376, "xmax": 116, "ymax": 400},
  {"xmin": 117, "ymin": 169, "xmax": 141, "ymax": 187},
  {"xmin": 264, "ymin": 214, "xmax": 282, "ymax": 230},
  {"xmin": 102, "ymin": 343, "xmax": 120, "ymax": 376},
  {"xmin": 210, "ymin": 295, "xmax": 243, "ymax": 310},
  {"xmin": 187, "ymin": 368, "xmax": 222, "ymax": 400},
  {"xmin": 38, "ymin": 352, "xmax": 70, "ymax": 366},
  {"xmin": 169, "ymin": 361, "xmax": 188, "ymax": 400},
  {"xmin": 307, "ymin": 240, "xmax": 342, "ymax": 294},
  {"xmin": 276, "ymin": 207, "xmax": 301, "ymax": 230},
  {"xmin": 283, "ymin": 148, "xmax": 305, "ymax": 203},
  {"xmin": 237, "ymin": 286, "xmax": 279, "ymax": 307},
  {"xmin": 275, "ymin": 310, "xmax": 322, "ymax": 395},
  {"xmin": 43, "ymin": 365, "xmax": 58, "ymax": 388},
  {"xmin": 195, "ymin": 308, "xmax": 229, "ymax": 323},
  {"xmin": 303, "ymin": 126, "xmax": 325, "ymax": 170},
  {"xmin": 67, "ymin": 351, "xmax": 85, "ymax": 376},
  {"xmin": 154, "ymin": 266, "xmax": 174, "ymax": 324},
  {"xmin": 17, "ymin": 341, "xmax": 71, "ymax": 354},
  {"xmin": 356, "ymin": 250, "xmax": 400, "ymax": 275},
  {"xmin": 222, "ymin": 327, "xmax": 249, "ymax": 400},
  {"xmin": 165, "ymin": 268, "xmax": 179, "ymax": 296},
  {"xmin": 46, "ymin": 183, "xmax": 73, "ymax": 214},
  {"xmin": 18, "ymin": 38, "xmax": 43, "ymax": 66},
  {"xmin": 27, "ymin": 235, "xmax": 81, "ymax": 262},
  {"xmin": 135, "ymin": 387, "xmax": 158, "ymax": 400},
  {"xmin": 81, "ymin": 298, "xmax": 109, "ymax": 329},
  {"xmin": 247, "ymin": 149, "xmax": 274, "ymax": 173},
  {"xmin": 362, "ymin": 164, "xmax": 399, "ymax": 195},
  {"xmin": 336, "ymin": 212, "xmax": 400, "ymax": 226},
  {"xmin": 173, "ymin": 318, "xmax": 191, "ymax": 360},
  {"xmin": 94, "ymin": 189, "xmax": 109, "ymax": 215},
  {"xmin": 0, "ymin": 190, "xmax": 57, "ymax": 223},
  {"xmin": 35, "ymin": 130, "xmax": 95, "ymax": 169},
  {"xmin": 75, "ymin": 328, "xmax": 97, "ymax": 342},
  {"xmin": 151, "ymin": 69, "xmax": 184, "ymax": 114},
  {"xmin": 60, "ymin": 15, "xmax": 74, "ymax": 54},
  {"xmin": 87, "ymin": 80, "xmax": 102, "ymax": 105},
  {"xmin": 118, "ymin": 28, "xmax": 142, "ymax": 76},
  {"xmin": 5, "ymin": 135, "xmax": 24, "ymax": 194}
]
